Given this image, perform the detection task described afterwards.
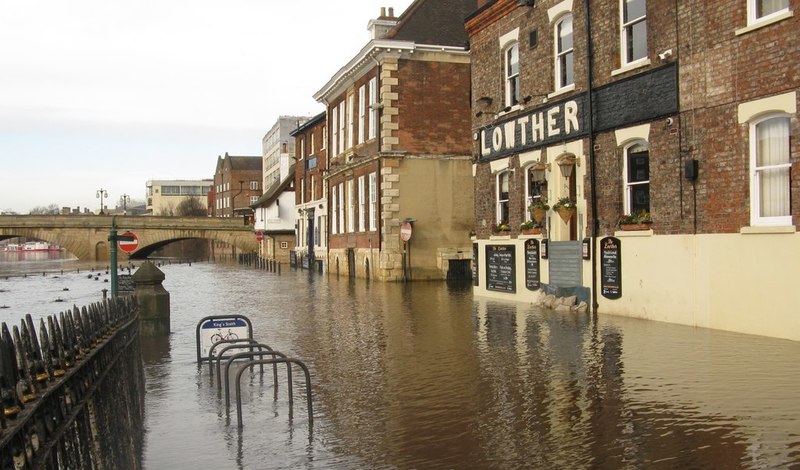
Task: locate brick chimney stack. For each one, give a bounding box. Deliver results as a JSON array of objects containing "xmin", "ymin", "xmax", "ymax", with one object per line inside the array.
[{"xmin": 368, "ymin": 6, "xmax": 399, "ymax": 39}]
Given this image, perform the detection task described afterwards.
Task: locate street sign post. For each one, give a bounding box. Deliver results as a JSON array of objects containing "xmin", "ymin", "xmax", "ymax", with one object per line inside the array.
[{"xmin": 400, "ymin": 222, "xmax": 413, "ymax": 242}]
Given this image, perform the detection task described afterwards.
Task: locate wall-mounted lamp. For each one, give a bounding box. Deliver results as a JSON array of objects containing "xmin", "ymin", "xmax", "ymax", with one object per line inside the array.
[
  {"xmin": 369, "ymin": 102, "xmax": 384, "ymax": 110},
  {"xmin": 529, "ymin": 161, "xmax": 549, "ymax": 182},
  {"xmin": 556, "ymin": 155, "xmax": 579, "ymax": 178},
  {"xmin": 475, "ymin": 96, "xmax": 493, "ymax": 106}
]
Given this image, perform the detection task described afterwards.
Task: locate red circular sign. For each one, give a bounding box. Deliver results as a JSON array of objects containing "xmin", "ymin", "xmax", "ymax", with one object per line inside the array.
[
  {"xmin": 118, "ymin": 231, "xmax": 139, "ymax": 253},
  {"xmin": 400, "ymin": 222, "xmax": 413, "ymax": 242},
  {"xmin": 255, "ymin": 231, "xmax": 263, "ymax": 242}
]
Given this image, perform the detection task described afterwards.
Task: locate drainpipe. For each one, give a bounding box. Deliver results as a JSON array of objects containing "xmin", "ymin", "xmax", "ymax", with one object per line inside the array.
[{"xmin": 584, "ymin": 0, "xmax": 599, "ymax": 314}]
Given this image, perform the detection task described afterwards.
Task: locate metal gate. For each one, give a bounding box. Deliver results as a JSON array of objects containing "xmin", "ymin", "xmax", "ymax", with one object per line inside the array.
[
  {"xmin": 548, "ymin": 241, "xmax": 582, "ymax": 288},
  {"xmin": 447, "ymin": 259, "xmax": 472, "ymax": 280}
]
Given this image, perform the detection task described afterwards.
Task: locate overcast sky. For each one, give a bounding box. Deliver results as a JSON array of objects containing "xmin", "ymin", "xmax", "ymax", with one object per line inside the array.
[{"xmin": 0, "ymin": 0, "xmax": 414, "ymax": 214}]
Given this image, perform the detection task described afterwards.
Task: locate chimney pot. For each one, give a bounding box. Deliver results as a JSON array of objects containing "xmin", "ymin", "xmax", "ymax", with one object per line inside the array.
[
  {"xmin": 380, "ymin": 7, "xmax": 386, "ymax": 17},
  {"xmin": 388, "ymin": 7, "xmax": 394, "ymax": 17}
]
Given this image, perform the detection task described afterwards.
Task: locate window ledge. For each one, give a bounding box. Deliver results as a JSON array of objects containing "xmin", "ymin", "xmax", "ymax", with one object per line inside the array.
[
  {"xmin": 735, "ymin": 11, "xmax": 793, "ymax": 36},
  {"xmin": 547, "ymin": 84, "xmax": 575, "ymax": 100},
  {"xmin": 740, "ymin": 225, "xmax": 796, "ymax": 235},
  {"xmin": 614, "ymin": 229, "xmax": 653, "ymax": 237},
  {"xmin": 489, "ymin": 235, "xmax": 512, "ymax": 240},
  {"xmin": 611, "ymin": 58, "xmax": 651, "ymax": 77},
  {"xmin": 497, "ymin": 104, "xmax": 523, "ymax": 117}
]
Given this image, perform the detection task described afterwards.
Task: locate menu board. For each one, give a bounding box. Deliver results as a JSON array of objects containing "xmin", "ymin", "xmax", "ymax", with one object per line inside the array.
[
  {"xmin": 486, "ymin": 244, "xmax": 516, "ymax": 293},
  {"xmin": 472, "ymin": 243, "xmax": 479, "ymax": 286},
  {"xmin": 600, "ymin": 236, "xmax": 621, "ymax": 299},
  {"xmin": 524, "ymin": 239, "xmax": 540, "ymax": 291}
]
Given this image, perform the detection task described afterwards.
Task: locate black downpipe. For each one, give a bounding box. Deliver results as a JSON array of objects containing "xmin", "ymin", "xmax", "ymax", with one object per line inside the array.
[{"xmin": 584, "ymin": 0, "xmax": 599, "ymax": 314}]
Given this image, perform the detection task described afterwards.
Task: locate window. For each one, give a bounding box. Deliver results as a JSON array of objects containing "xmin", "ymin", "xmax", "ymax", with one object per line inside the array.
[
  {"xmin": 751, "ymin": 0, "xmax": 790, "ymax": 22},
  {"xmin": 338, "ymin": 182, "xmax": 345, "ymax": 234},
  {"xmin": 322, "ymin": 125, "xmax": 327, "ymax": 149},
  {"xmin": 347, "ymin": 94, "xmax": 354, "ymax": 150},
  {"xmin": 750, "ymin": 115, "xmax": 791, "ymax": 226},
  {"xmin": 624, "ymin": 142, "xmax": 650, "ymax": 214},
  {"xmin": 368, "ymin": 77, "xmax": 377, "ymax": 140},
  {"xmin": 358, "ymin": 176, "xmax": 366, "ymax": 232},
  {"xmin": 301, "ymin": 179, "xmax": 305, "ymax": 204},
  {"xmin": 525, "ymin": 166, "xmax": 548, "ymax": 213},
  {"xmin": 555, "ymin": 15, "xmax": 574, "ymax": 90},
  {"xmin": 358, "ymin": 85, "xmax": 366, "ymax": 144},
  {"xmin": 331, "ymin": 185, "xmax": 338, "ymax": 235},
  {"xmin": 504, "ymin": 43, "xmax": 520, "ymax": 107},
  {"xmin": 369, "ymin": 172, "xmax": 377, "ymax": 231},
  {"xmin": 338, "ymin": 101, "xmax": 346, "ymax": 154},
  {"xmin": 300, "ymin": 138, "xmax": 305, "ymax": 160},
  {"xmin": 250, "ymin": 196, "xmax": 258, "ymax": 205},
  {"xmin": 496, "ymin": 171, "xmax": 511, "ymax": 224},
  {"xmin": 249, "ymin": 181, "xmax": 258, "ymax": 190},
  {"xmin": 331, "ymin": 107, "xmax": 338, "ymax": 156},
  {"xmin": 347, "ymin": 180, "xmax": 355, "ymax": 232},
  {"xmin": 311, "ymin": 175, "xmax": 316, "ymax": 201},
  {"xmin": 621, "ymin": 0, "xmax": 647, "ymax": 65}
]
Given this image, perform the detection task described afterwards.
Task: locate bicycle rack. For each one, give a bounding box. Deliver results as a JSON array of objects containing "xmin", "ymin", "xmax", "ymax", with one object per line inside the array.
[
  {"xmin": 234, "ymin": 358, "xmax": 313, "ymax": 428},
  {"xmin": 221, "ymin": 349, "xmax": 289, "ymax": 410},
  {"xmin": 213, "ymin": 342, "xmax": 276, "ymax": 388},
  {"xmin": 208, "ymin": 338, "xmax": 264, "ymax": 374},
  {"xmin": 195, "ymin": 315, "xmax": 253, "ymax": 363}
]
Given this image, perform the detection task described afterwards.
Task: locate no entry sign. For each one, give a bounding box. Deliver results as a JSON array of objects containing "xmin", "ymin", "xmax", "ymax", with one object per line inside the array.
[
  {"xmin": 118, "ymin": 231, "xmax": 139, "ymax": 253},
  {"xmin": 400, "ymin": 222, "xmax": 413, "ymax": 242},
  {"xmin": 256, "ymin": 231, "xmax": 263, "ymax": 242}
]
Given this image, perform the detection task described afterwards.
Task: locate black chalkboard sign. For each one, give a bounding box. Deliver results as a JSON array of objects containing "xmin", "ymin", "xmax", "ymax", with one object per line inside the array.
[
  {"xmin": 486, "ymin": 244, "xmax": 516, "ymax": 293},
  {"xmin": 600, "ymin": 237, "xmax": 621, "ymax": 299},
  {"xmin": 289, "ymin": 251, "xmax": 297, "ymax": 268},
  {"xmin": 525, "ymin": 239, "xmax": 540, "ymax": 291},
  {"xmin": 472, "ymin": 243, "xmax": 479, "ymax": 287}
]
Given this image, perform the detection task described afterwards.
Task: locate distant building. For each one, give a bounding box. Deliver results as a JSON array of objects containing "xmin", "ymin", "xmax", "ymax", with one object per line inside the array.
[
  {"xmin": 291, "ymin": 112, "xmax": 328, "ymax": 271},
  {"xmin": 211, "ymin": 153, "xmax": 262, "ymax": 218},
  {"xmin": 262, "ymin": 116, "xmax": 309, "ymax": 191},
  {"xmin": 146, "ymin": 179, "xmax": 213, "ymax": 215}
]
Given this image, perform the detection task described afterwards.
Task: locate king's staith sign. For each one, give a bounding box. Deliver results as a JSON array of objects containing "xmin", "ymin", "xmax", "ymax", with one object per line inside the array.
[{"xmin": 479, "ymin": 94, "xmax": 588, "ymax": 161}]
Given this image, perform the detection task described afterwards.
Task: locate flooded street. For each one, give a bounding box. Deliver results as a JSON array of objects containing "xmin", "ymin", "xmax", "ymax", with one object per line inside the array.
[{"xmin": 2, "ymin": 260, "xmax": 799, "ymax": 468}]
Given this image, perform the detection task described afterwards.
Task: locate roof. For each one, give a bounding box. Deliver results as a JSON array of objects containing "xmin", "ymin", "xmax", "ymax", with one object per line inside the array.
[
  {"xmin": 386, "ymin": 0, "xmax": 474, "ymax": 47},
  {"xmin": 250, "ymin": 164, "xmax": 295, "ymax": 208},
  {"xmin": 228, "ymin": 156, "xmax": 262, "ymax": 171},
  {"xmin": 290, "ymin": 111, "xmax": 326, "ymax": 137}
]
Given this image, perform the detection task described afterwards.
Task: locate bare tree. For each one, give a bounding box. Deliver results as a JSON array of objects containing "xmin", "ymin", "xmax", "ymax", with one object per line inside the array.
[
  {"xmin": 175, "ymin": 197, "xmax": 206, "ymax": 217},
  {"xmin": 29, "ymin": 204, "xmax": 60, "ymax": 215}
]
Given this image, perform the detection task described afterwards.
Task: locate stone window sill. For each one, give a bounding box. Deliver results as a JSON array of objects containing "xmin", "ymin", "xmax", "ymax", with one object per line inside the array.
[
  {"xmin": 740, "ymin": 225, "xmax": 796, "ymax": 235},
  {"xmin": 614, "ymin": 229, "xmax": 653, "ymax": 237},
  {"xmin": 735, "ymin": 11, "xmax": 793, "ymax": 36},
  {"xmin": 612, "ymin": 58, "xmax": 651, "ymax": 77}
]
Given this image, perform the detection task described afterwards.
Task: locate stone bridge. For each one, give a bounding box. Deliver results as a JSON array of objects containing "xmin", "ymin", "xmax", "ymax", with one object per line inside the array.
[{"xmin": 0, "ymin": 215, "xmax": 259, "ymax": 261}]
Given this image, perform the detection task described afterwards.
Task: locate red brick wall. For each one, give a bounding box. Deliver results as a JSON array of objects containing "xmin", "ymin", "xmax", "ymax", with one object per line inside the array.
[{"xmin": 396, "ymin": 59, "xmax": 472, "ymax": 155}]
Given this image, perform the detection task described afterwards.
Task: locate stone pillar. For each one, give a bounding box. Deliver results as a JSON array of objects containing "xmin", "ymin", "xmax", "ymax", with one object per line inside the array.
[{"xmin": 133, "ymin": 261, "xmax": 170, "ymax": 336}]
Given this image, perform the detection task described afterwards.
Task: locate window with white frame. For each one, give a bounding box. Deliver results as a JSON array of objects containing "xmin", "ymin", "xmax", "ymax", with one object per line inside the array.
[
  {"xmin": 358, "ymin": 85, "xmax": 366, "ymax": 144},
  {"xmin": 250, "ymin": 196, "xmax": 258, "ymax": 205},
  {"xmin": 331, "ymin": 107, "xmax": 338, "ymax": 156},
  {"xmin": 624, "ymin": 142, "xmax": 650, "ymax": 214},
  {"xmin": 347, "ymin": 94, "xmax": 354, "ymax": 150},
  {"xmin": 368, "ymin": 77, "xmax": 377, "ymax": 140},
  {"xmin": 555, "ymin": 14, "xmax": 574, "ymax": 90},
  {"xmin": 621, "ymin": 0, "xmax": 647, "ymax": 65},
  {"xmin": 322, "ymin": 125, "xmax": 327, "ymax": 149},
  {"xmin": 525, "ymin": 165, "xmax": 549, "ymax": 213},
  {"xmin": 750, "ymin": 115, "xmax": 791, "ymax": 226},
  {"xmin": 331, "ymin": 185, "xmax": 338, "ymax": 235},
  {"xmin": 300, "ymin": 138, "xmax": 305, "ymax": 160},
  {"xmin": 301, "ymin": 179, "xmax": 305, "ymax": 204},
  {"xmin": 338, "ymin": 182, "xmax": 345, "ymax": 234},
  {"xmin": 347, "ymin": 179, "xmax": 355, "ymax": 232},
  {"xmin": 496, "ymin": 171, "xmax": 511, "ymax": 224},
  {"xmin": 750, "ymin": 0, "xmax": 790, "ymax": 23},
  {"xmin": 338, "ymin": 101, "xmax": 346, "ymax": 154},
  {"xmin": 369, "ymin": 172, "xmax": 377, "ymax": 231},
  {"xmin": 311, "ymin": 132, "xmax": 315, "ymax": 154},
  {"xmin": 310, "ymin": 175, "xmax": 316, "ymax": 201},
  {"xmin": 250, "ymin": 181, "xmax": 258, "ymax": 190},
  {"xmin": 358, "ymin": 176, "xmax": 366, "ymax": 232},
  {"xmin": 505, "ymin": 42, "xmax": 520, "ymax": 107}
]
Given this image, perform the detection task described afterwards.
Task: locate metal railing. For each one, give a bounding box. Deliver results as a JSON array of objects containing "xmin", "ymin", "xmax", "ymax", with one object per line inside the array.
[{"xmin": 0, "ymin": 297, "xmax": 143, "ymax": 469}]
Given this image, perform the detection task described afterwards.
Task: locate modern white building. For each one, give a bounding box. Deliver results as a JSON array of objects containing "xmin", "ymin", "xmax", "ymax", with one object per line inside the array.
[{"xmin": 146, "ymin": 179, "xmax": 212, "ymax": 215}]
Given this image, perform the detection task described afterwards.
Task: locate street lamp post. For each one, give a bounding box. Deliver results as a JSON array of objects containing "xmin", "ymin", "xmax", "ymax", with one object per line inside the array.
[
  {"xmin": 120, "ymin": 194, "xmax": 131, "ymax": 215},
  {"xmin": 96, "ymin": 188, "xmax": 108, "ymax": 215}
]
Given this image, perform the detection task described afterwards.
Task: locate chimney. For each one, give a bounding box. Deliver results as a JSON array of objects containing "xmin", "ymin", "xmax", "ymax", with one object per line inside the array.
[{"xmin": 368, "ymin": 6, "xmax": 399, "ymax": 39}]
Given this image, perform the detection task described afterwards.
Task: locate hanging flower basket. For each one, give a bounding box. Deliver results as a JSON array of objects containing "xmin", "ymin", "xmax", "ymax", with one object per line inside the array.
[
  {"xmin": 552, "ymin": 197, "xmax": 577, "ymax": 223},
  {"xmin": 530, "ymin": 207, "xmax": 547, "ymax": 223}
]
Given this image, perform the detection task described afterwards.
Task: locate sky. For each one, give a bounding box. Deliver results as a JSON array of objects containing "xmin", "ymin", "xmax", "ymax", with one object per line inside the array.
[{"xmin": 0, "ymin": 0, "xmax": 414, "ymax": 214}]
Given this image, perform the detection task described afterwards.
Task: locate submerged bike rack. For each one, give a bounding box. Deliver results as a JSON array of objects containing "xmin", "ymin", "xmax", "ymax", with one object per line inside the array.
[
  {"xmin": 220, "ymin": 349, "xmax": 290, "ymax": 409},
  {"xmin": 234, "ymin": 358, "xmax": 313, "ymax": 428},
  {"xmin": 195, "ymin": 314, "xmax": 254, "ymax": 363},
  {"xmin": 208, "ymin": 339, "xmax": 266, "ymax": 374}
]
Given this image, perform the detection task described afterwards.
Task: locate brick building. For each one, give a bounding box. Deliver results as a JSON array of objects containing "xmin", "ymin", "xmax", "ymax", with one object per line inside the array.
[
  {"xmin": 211, "ymin": 153, "xmax": 262, "ymax": 218},
  {"xmin": 291, "ymin": 112, "xmax": 328, "ymax": 271},
  {"xmin": 312, "ymin": 0, "xmax": 476, "ymax": 281},
  {"xmin": 468, "ymin": 0, "xmax": 798, "ymax": 341}
]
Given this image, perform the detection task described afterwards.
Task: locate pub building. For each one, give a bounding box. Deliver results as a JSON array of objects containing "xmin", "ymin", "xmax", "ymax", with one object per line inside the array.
[{"xmin": 467, "ymin": 0, "xmax": 799, "ymax": 342}]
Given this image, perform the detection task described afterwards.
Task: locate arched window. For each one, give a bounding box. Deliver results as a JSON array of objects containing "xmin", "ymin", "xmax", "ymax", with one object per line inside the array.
[
  {"xmin": 504, "ymin": 42, "xmax": 520, "ymax": 107},
  {"xmin": 624, "ymin": 141, "xmax": 650, "ymax": 214},
  {"xmin": 496, "ymin": 171, "xmax": 511, "ymax": 224},
  {"xmin": 555, "ymin": 14, "xmax": 574, "ymax": 90},
  {"xmin": 750, "ymin": 114, "xmax": 791, "ymax": 226}
]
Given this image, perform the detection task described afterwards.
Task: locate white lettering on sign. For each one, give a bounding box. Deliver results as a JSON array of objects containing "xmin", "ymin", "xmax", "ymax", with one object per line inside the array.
[{"xmin": 480, "ymin": 99, "xmax": 582, "ymax": 158}]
